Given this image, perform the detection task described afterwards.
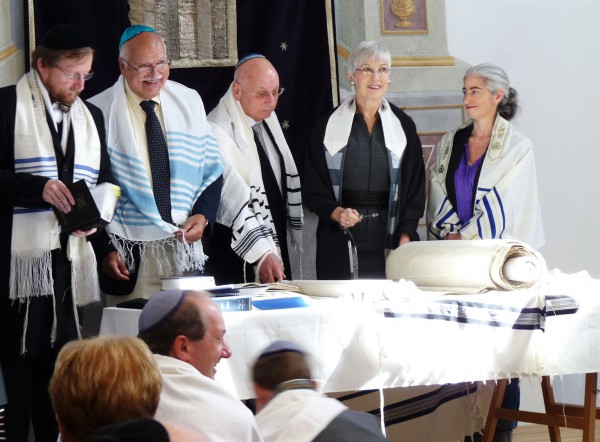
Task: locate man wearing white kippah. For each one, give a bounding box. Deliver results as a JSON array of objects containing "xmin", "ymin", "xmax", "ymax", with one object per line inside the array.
[
  {"xmin": 138, "ymin": 290, "xmax": 263, "ymax": 442},
  {"xmin": 206, "ymin": 54, "xmax": 302, "ymax": 285}
]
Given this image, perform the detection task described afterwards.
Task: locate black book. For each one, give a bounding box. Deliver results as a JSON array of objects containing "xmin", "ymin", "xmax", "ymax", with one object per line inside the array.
[{"xmin": 53, "ymin": 180, "xmax": 120, "ymax": 233}]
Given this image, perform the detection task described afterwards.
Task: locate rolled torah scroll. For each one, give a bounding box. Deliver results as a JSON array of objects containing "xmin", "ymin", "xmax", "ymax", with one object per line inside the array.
[{"xmin": 385, "ymin": 239, "xmax": 546, "ymax": 292}]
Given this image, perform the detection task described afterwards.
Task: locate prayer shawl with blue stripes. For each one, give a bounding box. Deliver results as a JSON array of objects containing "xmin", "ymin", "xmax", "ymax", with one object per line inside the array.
[
  {"xmin": 426, "ymin": 116, "xmax": 545, "ymax": 249},
  {"xmin": 323, "ymin": 97, "xmax": 407, "ymax": 251},
  {"xmin": 90, "ymin": 78, "xmax": 223, "ymax": 275},
  {"xmin": 11, "ymin": 71, "xmax": 102, "ymax": 350}
]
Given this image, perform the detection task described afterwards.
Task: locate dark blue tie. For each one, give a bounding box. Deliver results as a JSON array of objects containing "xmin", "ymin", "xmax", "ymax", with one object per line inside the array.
[{"xmin": 140, "ymin": 100, "xmax": 173, "ymax": 223}]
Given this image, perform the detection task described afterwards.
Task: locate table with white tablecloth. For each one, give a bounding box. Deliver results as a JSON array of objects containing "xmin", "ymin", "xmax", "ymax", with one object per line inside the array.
[{"xmin": 99, "ymin": 272, "xmax": 600, "ymax": 441}]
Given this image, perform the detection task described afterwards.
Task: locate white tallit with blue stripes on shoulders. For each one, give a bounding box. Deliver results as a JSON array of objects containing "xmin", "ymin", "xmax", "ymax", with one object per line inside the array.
[
  {"xmin": 426, "ymin": 116, "xmax": 545, "ymax": 249},
  {"xmin": 90, "ymin": 77, "xmax": 223, "ymax": 275},
  {"xmin": 12, "ymin": 71, "xmax": 102, "ymax": 350}
]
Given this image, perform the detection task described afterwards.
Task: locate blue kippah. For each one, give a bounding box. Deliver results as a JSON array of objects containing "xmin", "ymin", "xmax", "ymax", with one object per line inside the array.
[
  {"xmin": 119, "ymin": 25, "xmax": 158, "ymax": 51},
  {"xmin": 138, "ymin": 290, "xmax": 186, "ymax": 334},
  {"xmin": 258, "ymin": 340, "xmax": 305, "ymax": 359},
  {"xmin": 235, "ymin": 53, "xmax": 266, "ymax": 70}
]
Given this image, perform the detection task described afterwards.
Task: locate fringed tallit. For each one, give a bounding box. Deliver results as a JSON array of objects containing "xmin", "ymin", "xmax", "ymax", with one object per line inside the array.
[
  {"xmin": 89, "ymin": 77, "xmax": 224, "ymax": 275},
  {"xmin": 11, "ymin": 71, "xmax": 102, "ymax": 352},
  {"xmin": 208, "ymin": 85, "xmax": 302, "ymax": 277}
]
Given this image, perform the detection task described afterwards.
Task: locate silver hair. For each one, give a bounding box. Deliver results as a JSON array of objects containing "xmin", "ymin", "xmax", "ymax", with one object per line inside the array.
[
  {"xmin": 464, "ymin": 63, "xmax": 519, "ymax": 120},
  {"xmin": 347, "ymin": 41, "xmax": 391, "ymax": 76}
]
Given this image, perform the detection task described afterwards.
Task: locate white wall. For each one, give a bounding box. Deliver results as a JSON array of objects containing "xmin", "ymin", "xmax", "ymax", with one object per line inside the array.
[{"xmin": 445, "ymin": 0, "xmax": 600, "ymax": 277}]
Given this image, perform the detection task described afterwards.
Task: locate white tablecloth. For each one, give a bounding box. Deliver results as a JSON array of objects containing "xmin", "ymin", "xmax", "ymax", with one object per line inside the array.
[{"xmin": 100, "ymin": 272, "xmax": 600, "ymax": 400}]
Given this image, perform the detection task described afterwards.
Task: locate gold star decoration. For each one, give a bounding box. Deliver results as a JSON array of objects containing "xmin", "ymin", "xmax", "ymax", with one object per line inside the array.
[{"xmin": 280, "ymin": 42, "xmax": 288, "ymax": 51}]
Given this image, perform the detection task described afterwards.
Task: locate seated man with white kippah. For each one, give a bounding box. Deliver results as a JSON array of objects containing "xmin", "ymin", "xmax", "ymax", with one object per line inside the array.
[
  {"xmin": 253, "ymin": 340, "xmax": 388, "ymax": 442},
  {"xmin": 138, "ymin": 289, "xmax": 263, "ymax": 442}
]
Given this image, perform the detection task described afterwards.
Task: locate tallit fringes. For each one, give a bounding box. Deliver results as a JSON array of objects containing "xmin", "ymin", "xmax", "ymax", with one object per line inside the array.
[
  {"xmin": 9, "ymin": 250, "xmax": 54, "ymax": 302},
  {"xmin": 70, "ymin": 252, "xmax": 100, "ymax": 307},
  {"xmin": 173, "ymin": 240, "xmax": 208, "ymax": 274}
]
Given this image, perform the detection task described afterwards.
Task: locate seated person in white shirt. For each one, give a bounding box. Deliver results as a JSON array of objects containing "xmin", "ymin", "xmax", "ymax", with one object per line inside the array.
[
  {"xmin": 253, "ymin": 340, "xmax": 388, "ymax": 442},
  {"xmin": 138, "ymin": 289, "xmax": 263, "ymax": 442}
]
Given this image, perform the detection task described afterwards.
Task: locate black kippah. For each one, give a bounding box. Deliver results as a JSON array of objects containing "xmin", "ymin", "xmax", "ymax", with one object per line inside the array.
[
  {"xmin": 39, "ymin": 24, "xmax": 90, "ymax": 50},
  {"xmin": 89, "ymin": 418, "xmax": 170, "ymax": 442}
]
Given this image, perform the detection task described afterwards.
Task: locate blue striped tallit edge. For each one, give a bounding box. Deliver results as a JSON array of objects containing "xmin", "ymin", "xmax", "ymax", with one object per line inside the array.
[
  {"xmin": 383, "ymin": 294, "xmax": 579, "ymax": 332},
  {"xmin": 337, "ymin": 383, "xmax": 478, "ymax": 426}
]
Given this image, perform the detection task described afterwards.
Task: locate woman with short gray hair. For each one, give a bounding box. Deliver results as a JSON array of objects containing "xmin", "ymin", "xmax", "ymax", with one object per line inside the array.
[{"xmin": 304, "ymin": 40, "xmax": 425, "ymax": 279}]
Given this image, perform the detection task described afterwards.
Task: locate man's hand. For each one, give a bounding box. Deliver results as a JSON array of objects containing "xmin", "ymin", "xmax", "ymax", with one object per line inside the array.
[
  {"xmin": 176, "ymin": 214, "xmax": 208, "ymax": 243},
  {"xmin": 71, "ymin": 228, "xmax": 98, "ymax": 238},
  {"xmin": 43, "ymin": 179, "xmax": 75, "ymax": 214},
  {"xmin": 102, "ymin": 251, "xmax": 130, "ymax": 281},
  {"xmin": 258, "ymin": 253, "xmax": 286, "ymax": 283}
]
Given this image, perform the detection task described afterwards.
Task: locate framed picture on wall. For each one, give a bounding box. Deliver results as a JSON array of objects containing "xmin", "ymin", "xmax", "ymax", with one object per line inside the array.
[{"xmin": 381, "ymin": 0, "xmax": 428, "ymax": 34}]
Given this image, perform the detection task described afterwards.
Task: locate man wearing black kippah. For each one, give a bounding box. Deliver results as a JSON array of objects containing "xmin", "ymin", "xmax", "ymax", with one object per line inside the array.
[{"xmin": 0, "ymin": 24, "xmax": 115, "ymax": 441}]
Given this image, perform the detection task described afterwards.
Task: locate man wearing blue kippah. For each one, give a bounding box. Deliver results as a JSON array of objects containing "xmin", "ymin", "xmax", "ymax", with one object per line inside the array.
[
  {"xmin": 207, "ymin": 55, "xmax": 302, "ymax": 285},
  {"xmin": 89, "ymin": 25, "xmax": 224, "ymax": 305}
]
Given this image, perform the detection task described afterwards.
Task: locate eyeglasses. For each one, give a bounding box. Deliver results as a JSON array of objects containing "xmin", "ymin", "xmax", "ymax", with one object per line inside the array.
[
  {"xmin": 354, "ymin": 66, "xmax": 391, "ymax": 77},
  {"xmin": 253, "ymin": 87, "xmax": 285, "ymax": 99},
  {"xmin": 53, "ymin": 65, "xmax": 94, "ymax": 81},
  {"xmin": 120, "ymin": 57, "xmax": 172, "ymax": 73}
]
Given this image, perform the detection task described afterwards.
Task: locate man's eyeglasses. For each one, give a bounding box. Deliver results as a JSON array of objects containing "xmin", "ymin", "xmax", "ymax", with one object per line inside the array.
[
  {"xmin": 354, "ymin": 66, "xmax": 391, "ymax": 77},
  {"xmin": 120, "ymin": 57, "xmax": 172, "ymax": 73},
  {"xmin": 252, "ymin": 87, "xmax": 285, "ymax": 99},
  {"xmin": 53, "ymin": 65, "xmax": 94, "ymax": 81}
]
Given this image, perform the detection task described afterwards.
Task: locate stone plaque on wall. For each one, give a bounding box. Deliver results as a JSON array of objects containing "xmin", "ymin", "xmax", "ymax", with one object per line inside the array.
[{"xmin": 128, "ymin": 0, "xmax": 238, "ymax": 68}]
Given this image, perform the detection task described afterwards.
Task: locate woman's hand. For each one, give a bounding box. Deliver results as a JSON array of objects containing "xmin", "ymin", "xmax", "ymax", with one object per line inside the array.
[
  {"xmin": 399, "ymin": 232, "xmax": 411, "ymax": 246},
  {"xmin": 445, "ymin": 233, "xmax": 462, "ymax": 240},
  {"xmin": 331, "ymin": 207, "xmax": 361, "ymax": 229}
]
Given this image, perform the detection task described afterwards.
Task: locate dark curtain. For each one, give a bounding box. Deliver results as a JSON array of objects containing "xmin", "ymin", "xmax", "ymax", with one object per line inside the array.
[{"xmin": 27, "ymin": 0, "xmax": 338, "ymax": 174}]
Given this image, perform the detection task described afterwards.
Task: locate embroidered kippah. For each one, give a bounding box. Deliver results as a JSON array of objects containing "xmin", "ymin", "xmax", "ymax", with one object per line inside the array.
[
  {"xmin": 119, "ymin": 25, "xmax": 159, "ymax": 51},
  {"xmin": 138, "ymin": 289, "xmax": 186, "ymax": 334},
  {"xmin": 258, "ymin": 340, "xmax": 305, "ymax": 359},
  {"xmin": 39, "ymin": 24, "xmax": 90, "ymax": 50},
  {"xmin": 235, "ymin": 53, "xmax": 266, "ymax": 70}
]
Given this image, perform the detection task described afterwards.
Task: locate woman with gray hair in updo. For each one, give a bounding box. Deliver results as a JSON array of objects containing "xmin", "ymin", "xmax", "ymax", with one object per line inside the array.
[
  {"xmin": 426, "ymin": 63, "xmax": 545, "ymax": 442},
  {"xmin": 427, "ymin": 63, "xmax": 544, "ymax": 249}
]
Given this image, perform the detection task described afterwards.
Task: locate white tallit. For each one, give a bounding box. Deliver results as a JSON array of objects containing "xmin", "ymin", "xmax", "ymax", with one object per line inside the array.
[
  {"xmin": 427, "ymin": 116, "xmax": 545, "ymax": 249},
  {"xmin": 256, "ymin": 389, "xmax": 347, "ymax": 442},
  {"xmin": 11, "ymin": 71, "xmax": 102, "ymax": 350},
  {"xmin": 323, "ymin": 97, "xmax": 406, "ymax": 157},
  {"xmin": 208, "ymin": 85, "xmax": 303, "ymax": 263},
  {"xmin": 89, "ymin": 77, "xmax": 223, "ymax": 275}
]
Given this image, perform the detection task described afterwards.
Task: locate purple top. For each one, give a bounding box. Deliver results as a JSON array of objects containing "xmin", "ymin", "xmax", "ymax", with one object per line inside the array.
[{"xmin": 454, "ymin": 145, "xmax": 485, "ymax": 224}]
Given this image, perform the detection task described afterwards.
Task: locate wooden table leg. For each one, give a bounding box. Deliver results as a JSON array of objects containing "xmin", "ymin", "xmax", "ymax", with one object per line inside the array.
[
  {"xmin": 541, "ymin": 376, "xmax": 562, "ymax": 442},
  {"xmin": 582, "ymin": 372, "xmax": 598, "ymax": 442},
  {"xmin": 482, "ymin": 379, "xmax": 507, "ymax": 442}
]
